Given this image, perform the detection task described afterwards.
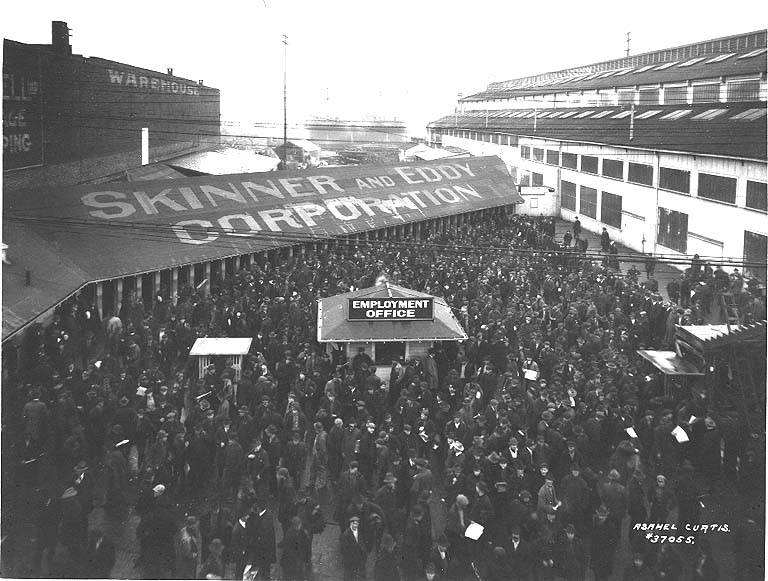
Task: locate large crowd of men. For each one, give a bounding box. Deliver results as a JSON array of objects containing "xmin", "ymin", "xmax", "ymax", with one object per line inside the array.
[{"xmin": 4, "ymin": 213, "xmax": 765, "ymax": 580}]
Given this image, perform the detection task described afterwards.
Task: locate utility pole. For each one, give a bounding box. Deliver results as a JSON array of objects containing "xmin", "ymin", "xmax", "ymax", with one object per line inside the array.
[
  {"xmin": 625, "ymin": 32, "xmax": 631, "ymax": 57},
  {"xmin": 282, "ymin": 34, "xmax": 288, "ymax": 168}
]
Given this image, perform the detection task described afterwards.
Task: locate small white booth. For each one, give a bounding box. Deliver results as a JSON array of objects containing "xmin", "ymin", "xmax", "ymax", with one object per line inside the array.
[
  {"xmin": 189, "ymin": 337, "xmax": 253, "ymax": 381},
  {"xmin": 317, "ymin": 282, "xmax": 467, "ymax": 364}
]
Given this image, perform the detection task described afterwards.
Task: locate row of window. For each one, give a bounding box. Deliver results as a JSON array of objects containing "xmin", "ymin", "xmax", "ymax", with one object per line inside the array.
[
  {"xmin": 468, "ymin": 76, "xmax": 764, "ymax": 110},
  {"xmin": 520, "ymin": 146, "xmax": 768, "ymax": 212},
  {"xmin": 560, "ymin": 181, "xmax": 624, "ymax": 229}
]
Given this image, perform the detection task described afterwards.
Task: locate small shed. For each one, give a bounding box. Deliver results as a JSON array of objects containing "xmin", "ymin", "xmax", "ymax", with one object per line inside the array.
[
  {"xmin": 317, "ymin": 282, "xmax": 467, "ymax": 363},
  {"xmin": 274, "ymin": 139, "xmax": 321, "ymax": 168},
  {"xmin": 189, "ymin": 337, "xmax": 253, "ymax": 380}
]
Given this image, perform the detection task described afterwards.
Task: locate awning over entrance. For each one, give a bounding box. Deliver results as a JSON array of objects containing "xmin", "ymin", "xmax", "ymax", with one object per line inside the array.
[
  {"xmin": 3, "ymin": 156, "xmax": 518, "ymax": 340},
  {"xmin": 318, "ymin": 283, "xmax": 467, "ymax": 342},
  {"xmin": 637, "ymin": 350, "xmax": 704, "ymax": 376}
]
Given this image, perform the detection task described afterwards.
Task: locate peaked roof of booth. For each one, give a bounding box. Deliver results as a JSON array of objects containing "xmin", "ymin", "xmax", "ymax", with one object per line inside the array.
[
  {"xmin": 317, "ymin": 282, "xmax": 467, "ymax": 342},
  {"xmin": 676, "ymin": 321, "xmax": 767, "ymax": 351}
]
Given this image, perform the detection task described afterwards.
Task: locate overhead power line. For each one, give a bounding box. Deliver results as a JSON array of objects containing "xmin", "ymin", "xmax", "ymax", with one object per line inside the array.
[{"xmin": 4, "ymin": 213, "xmax": 765, "ymax": 270}]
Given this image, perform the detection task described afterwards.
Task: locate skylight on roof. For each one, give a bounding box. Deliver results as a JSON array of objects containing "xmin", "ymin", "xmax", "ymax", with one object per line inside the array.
[
  {"xmin": 705, "ymin": 53, "xmax": 735, "ymax": 64},
  {"xmin": 547, "ymin": 111, "xmax": 567, "ymax": 118},
  {"xmin": 612, "ymin": 111, "xmax": 633, "ymax": 119},
  {"xmin": 613, "ymin": 68, "xmax": 636, "ymax": 76},
  {"xmin": 520, "ymin": 111, "xmax": 537, "ymax": 118},
  {"xmin": 635, "ymin": 110, "xmax": 663, "ymax": 119},
  {"xmin": 661, "ymin": 109, "xmax": 692, "ymax": 120},
  {"xmin": 591, "ymin": 111, "xmax": 614, "ymax": 119},
  {"xmin": 730, "ymin": 108, "xmax": 767, "ymax": 121},
  {"xmin": 633, "ymin": 65, "xmax": 656, "ymax": 73},
  {"xmin": 737, "ymin": 48, "xmax": 768, "ymax": 59},
  {"xmin": 691, "ymin": 109, "xmax": 728, "ymax": 120},
  {"xmin": 678, "ymin": 57, "xmax": 706, "ymax": 68},
  {"xmin": 558, "ymin": 111, "xmax": 579, "ymax": 118},
  {"xmin": 574, "ymin": 110, "xmax": 597, "ymax": 118},
  {"xmin": 654, "ymin": 61, "xmax": 680, "ymax": 70},
  {"xmin": 597, "ymin": 71, "xmax": 619, "ymax": 78}
]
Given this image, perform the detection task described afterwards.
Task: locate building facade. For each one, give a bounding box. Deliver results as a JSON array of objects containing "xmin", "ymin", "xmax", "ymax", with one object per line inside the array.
[
  {"xmin": 428, "ymin": 30, "xmax": 767, "ymax": 280},
  {"xmin": 3, "ymin": 21, "xmax": 221, "ymax": 190}
]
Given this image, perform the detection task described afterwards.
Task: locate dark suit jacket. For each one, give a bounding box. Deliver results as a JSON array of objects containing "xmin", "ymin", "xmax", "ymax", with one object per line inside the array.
[
  {"xmin": 248, "ymin": 509, "xmax": 277, "ymax": 564},
  {"xmin": 340, "ymin": 528, "xmax": 368, "ymax": 574},
  {"xmin": 85, "ymin": 536, "xmax": 116, "ymax": 578},
  {"xmin": 505, "ymin": 538, "xmax": 533, "ymax": 580}
]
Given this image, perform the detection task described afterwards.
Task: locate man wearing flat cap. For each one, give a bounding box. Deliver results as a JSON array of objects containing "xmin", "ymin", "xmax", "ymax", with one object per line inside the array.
[{"xmin": 340, "ymin": 514, "xmax": 367, "ymax": 581}]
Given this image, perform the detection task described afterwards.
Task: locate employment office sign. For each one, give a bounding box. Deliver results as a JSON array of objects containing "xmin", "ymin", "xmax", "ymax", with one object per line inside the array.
[{"xmin": 348, "ymin": 298, "xmax": 434, "ymax": 321}]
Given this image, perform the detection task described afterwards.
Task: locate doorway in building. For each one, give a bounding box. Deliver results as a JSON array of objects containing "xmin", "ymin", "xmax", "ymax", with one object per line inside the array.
[{"xmin": 376, "ymin": 342, "xmax": 405, "ymax": 365}]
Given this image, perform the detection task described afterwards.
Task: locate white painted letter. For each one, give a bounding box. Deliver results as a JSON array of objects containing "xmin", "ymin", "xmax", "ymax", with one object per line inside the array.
[{"xmin": 82, "ymin": 191, "xmax": 136, "ymax": 219}]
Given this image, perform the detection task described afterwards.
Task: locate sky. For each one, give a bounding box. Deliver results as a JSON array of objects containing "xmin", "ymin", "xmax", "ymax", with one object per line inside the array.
[{"xmin": 2, "ymin": 0, "xmax": 765, "ymax": 135}]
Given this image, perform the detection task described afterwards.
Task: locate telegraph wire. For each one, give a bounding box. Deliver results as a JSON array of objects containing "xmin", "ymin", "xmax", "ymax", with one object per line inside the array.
[{"xmin": 4, "ymin": 213, "xmax": 765, "ymax": 270}]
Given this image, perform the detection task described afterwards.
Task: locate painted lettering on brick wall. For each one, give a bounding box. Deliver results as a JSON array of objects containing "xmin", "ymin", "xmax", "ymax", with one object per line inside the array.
[{"xmin": 107, "ymin": 69, "xmax": 201, "ymax": 96}]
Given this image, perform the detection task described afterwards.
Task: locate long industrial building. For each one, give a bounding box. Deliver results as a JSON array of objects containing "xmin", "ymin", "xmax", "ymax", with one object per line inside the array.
[
  {"xmin": 3, "ymin": 21, "xmax": 220, "ymax": 190},
  {"xmin": 1, "ymin": 157, "xmax": 522, "ymax": 346},
  {"xmin": 428, "ymin": 30, "xmax": 767, "ymax": 281}
]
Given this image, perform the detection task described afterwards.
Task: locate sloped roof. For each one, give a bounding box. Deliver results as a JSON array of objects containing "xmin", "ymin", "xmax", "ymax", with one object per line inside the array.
[
  {"xmin": 3, "ymin": 156, "xmax": 518, "ymax": 341},
  {"xmin": 403, "ymin": 144, "xmax": 467, "ymax": 161},
  {"xmin": 429, "ymin": 103, "xmax": 767, "ymax": 160},
  {"xmin": 276, "ymin": 139, "xmax": 321, "ymax": 152},
  {"xmin": 126, "ymin": 164, "xmax": 187, "ymax": 181},
  {"xmin": 166, "ymin": 148, "xmax": 280, "ymax": 175},
  {"xmin": 677, "ymin": 321, "xmax": 767, "ymax": 351},
  {"xmin": 317, "ymin": 283, "xmax": 467, "ymax": 342},
  {"xmin": 462, "ymin": 31, "xmax": 766, "ymax": 101},
  {"xmin": 637, "ymin": 350, "xmax": 705, "ymax": 375},
  {"xmin": 189, "ymin": 337, "xmax": 253, "ymax": 356}
]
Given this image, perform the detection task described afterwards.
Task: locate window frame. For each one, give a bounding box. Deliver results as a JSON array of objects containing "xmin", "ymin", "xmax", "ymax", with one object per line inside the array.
[
  {"xmin": 659, "ymin": 166, "xmax": 691, "ymax": 194},
  {"xmin": 697, "ymin": 172, "xmax": 737, "ymax": 205},
  {"xmin": 746, "ymin": 180, "xmax": 767, "ymax": 213},
  {"xmin": 546, "ymin": 150, "xmax": 560, "ymax": 166},
  {"xmin": 579, "ymin": 185, "xmax": 598, "ymax": 219},
  {"xmin": 601, "ymin": 158, "xmax": 624, "ymax": 180},
  {"xmin": 561, "ymin": 180, "xmax": 577, "ymax": 211},
  {"xmin": 600, "ymin": 191, "xmax": 623, "ymax": 229},
  {"xmin": 628, "ymin": 162, "xmax": 654, "ymax": 186},
  {"xmin": 581, "ymin": 155, "xmax": 599, "ymax": 175},
  {"xmin": 561, "ymin": 152, "xmax": 578, "ymax": 169}
]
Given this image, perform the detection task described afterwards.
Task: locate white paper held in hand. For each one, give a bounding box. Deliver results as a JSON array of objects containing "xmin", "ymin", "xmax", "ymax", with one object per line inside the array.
[
  {"xmin": 671, "ymin": 425, "xmax": 690, "ymax": 443},
  {"xmin": 464, "ymin": 521, "xmax": 484, "ymax": 540}
]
